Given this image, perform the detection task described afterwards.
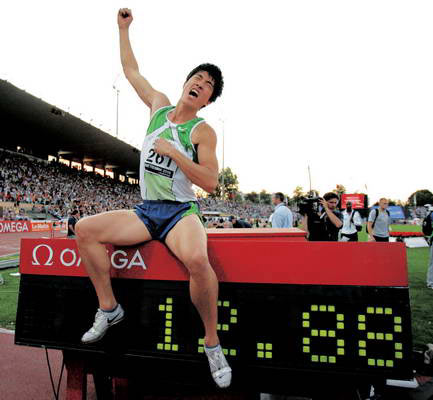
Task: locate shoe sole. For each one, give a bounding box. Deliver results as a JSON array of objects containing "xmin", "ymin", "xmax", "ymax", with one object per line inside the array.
[{"xmin": 81, "ymin": 314, "xmax": 125, "ymax": 344}]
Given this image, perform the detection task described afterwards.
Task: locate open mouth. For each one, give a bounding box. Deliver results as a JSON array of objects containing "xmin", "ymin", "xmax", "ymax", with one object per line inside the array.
[{"xmin": 188, "ymin": 89, "xmax": 199, "ymax": 98}]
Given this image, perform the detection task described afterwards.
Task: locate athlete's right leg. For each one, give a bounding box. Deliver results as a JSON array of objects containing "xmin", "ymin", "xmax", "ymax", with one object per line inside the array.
[{"xmin": 75, "ymin": 210, "xmax": 152, "ymax": 310}]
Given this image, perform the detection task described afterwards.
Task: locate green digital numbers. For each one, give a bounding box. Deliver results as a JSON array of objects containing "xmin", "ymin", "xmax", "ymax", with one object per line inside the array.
[
  {"xmin": 153, "ymin": 295, "xmax": 405, "ymax": 369},
  {"xmin": 358, "ymin": 307, "xmax": 403, "ymax": 367},
  {"xmin": 257, "ymin": 342, "xmax": 273, "ymax": 359},
  {"xmin": 302, "ymin": 304, "xmax": 345, "ymax": 364},
  {"xmin": 198, "ymin": 299, "xmax": 238, "ymax": 357},
  {"xmin": 157, "ymin": 297, "xmax": 179, "ymax": 352}
]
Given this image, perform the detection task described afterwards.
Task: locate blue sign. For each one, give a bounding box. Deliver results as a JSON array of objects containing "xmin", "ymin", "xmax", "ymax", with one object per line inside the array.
[{"xmin": 371, "ymin": 206, "xmax": 406, "ymax": 220}]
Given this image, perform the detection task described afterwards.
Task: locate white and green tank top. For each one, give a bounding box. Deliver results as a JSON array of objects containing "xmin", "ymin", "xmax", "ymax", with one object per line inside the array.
[{"xmin": 139, "ymin": 106, "xmax": 204, "ymax": 202}]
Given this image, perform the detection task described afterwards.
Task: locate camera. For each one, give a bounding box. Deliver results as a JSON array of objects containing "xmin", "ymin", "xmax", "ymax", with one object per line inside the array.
[{"xmin": 298, "ymin": 197, "xmax": 322, "ymax": 216}]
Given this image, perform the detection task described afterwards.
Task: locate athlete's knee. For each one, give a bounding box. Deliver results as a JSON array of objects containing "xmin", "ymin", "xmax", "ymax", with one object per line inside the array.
[
  {"xmin": 75, "ymin": 217, "xmax": 96, "ymax": 243},
  {"xmin": 183, "ymin": 251, "xmax": 210, "ymax": 276}
]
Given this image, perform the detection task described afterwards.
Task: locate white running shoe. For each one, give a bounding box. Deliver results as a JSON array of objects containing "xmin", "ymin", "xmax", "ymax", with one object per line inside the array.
[
  {"xmin": 81, "ymin": 304, "xmax": 125, "ymax": 344},
  {"xmin": 204, "ymin": 344, "xmax": 232, "ymax": 388}
]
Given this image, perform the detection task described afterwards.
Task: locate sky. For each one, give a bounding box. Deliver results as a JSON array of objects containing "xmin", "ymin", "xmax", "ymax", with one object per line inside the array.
[{"xmin": 1, "ymin": 1, "xmax": 432, "ymax": 204}]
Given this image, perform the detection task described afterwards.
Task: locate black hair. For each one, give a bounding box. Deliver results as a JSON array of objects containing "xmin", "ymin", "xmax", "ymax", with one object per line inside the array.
[
  {"xmin": 185, "ymin": 63, "xmax": 224, "ymax": 103},
  {"xmin": 71, "ymin": 209, "xmax": 79, "ymax": 216},
  {"xmin": 274, "ymin": 192, "xmax": 285, "ymax": 202},
  {"xmin": 323, "ymin": 192, "xmax": 339, "ymax": 201}
]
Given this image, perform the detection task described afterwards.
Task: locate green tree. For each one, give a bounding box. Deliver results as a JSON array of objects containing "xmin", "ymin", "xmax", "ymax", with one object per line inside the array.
[
  {"xmin": 333, "ymin": 184, "xmax": 346, "ymax": 196},
  {"xmin": 292, "ymin": 186, "xmax": 305, "ymax": 202},
  {"xmin": 245, "ymin": 191, "xmax": 259, "ymax": 203},
  {"xmin": 408, "ymin": 189, "xmax": 433, "ymax": 207},
  {"xmin": 210, "ymin": 167, "xmax": 239, "ymax": 200},
  {"xmin": 259, "ymin": 189, "xmax": 272, "ymax": 204},
  {"xmin": 234, "ymin": 193, "xmax": 244, "ymax": 202}
]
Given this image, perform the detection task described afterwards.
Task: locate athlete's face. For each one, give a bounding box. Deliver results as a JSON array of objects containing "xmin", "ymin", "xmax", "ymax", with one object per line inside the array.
[{"xmin": 182, "ymin": 71, "xmax": 215, "ymax": 109}]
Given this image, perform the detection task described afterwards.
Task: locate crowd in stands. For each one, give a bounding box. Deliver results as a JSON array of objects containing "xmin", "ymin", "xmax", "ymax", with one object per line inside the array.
[
  {"xmin": 411, "ymin": 207, "xmax": 430, "ymax": 219},
  {"xmin": 1, "ymin": 150, "xmax": 429, "ymax": 227},
  {"xmin": 198, "ymin": 197, "xmax": 274, "ymax": 219},
  {"xmin": 0, "ymin": 150, "xmax": 283, "ymax": 225},
  {"xmin": 0, "ymin": 150, "xmax": 141, "ymax": 220}
]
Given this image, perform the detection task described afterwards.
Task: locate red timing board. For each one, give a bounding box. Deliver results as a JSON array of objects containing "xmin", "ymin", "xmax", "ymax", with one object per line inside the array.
[{"xmin": 19, "ymin": 228, "xmax": 408, "ymax": 287}]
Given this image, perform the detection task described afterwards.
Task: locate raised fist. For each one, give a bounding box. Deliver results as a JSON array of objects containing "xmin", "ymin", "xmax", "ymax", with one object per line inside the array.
[{"xmin": 118, "ymin": 8, "xmax": 133, "ymax": 29}]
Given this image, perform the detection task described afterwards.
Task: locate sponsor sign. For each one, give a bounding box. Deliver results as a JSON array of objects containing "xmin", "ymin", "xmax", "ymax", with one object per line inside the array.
[
  {"xmin": 0, "ymin": 219, "xmax": 67, "ymax": 234},
  {"xmin": 20, "ymin": 238, "xmax": 408, "ymax": 287},
  {"xmin": 0, "ymin": 220, "xmax": 31, "ymax": 234},
  {"xmin": 341, "ymin": 194, "xmax": 366, "ymax": 209},
  {"xmin": 31, "ymin": 221, "xmax": 52, "ymax": 232}
]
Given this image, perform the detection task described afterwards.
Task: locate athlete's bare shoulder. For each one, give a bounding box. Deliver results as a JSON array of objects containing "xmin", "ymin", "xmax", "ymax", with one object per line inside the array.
[{"xmin": 191, "ymin": 122, "xmax": 217, "ymax": 147}]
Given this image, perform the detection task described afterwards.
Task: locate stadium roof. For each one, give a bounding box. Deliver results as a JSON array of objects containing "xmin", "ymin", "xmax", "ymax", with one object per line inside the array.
[{"xmin": 0, "ymin": 79, "xmax": 140, "ymax": 177}]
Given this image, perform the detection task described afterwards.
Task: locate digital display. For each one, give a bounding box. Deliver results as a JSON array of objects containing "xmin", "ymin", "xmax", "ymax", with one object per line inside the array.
[
  {"xmin": 15, "ymin": 276, "xmax": 412, "ymax": 380},
  {"xmin": 15, "ymin": 236, "xmax": 413, "ymax": 390}
]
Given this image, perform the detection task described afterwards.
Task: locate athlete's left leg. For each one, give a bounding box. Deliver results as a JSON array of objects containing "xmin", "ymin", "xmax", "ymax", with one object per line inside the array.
[
  {"xmin": 165, "ymin": 214, "xmax": 219, "ymax": 346},
  {"xmin": 165, "ymin": 214, "xmax": 231, "ymax": 388}
]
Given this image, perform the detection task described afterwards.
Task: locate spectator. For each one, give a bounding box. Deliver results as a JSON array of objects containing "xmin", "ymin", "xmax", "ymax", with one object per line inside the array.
[
  {"xmin": 67, "ymin": 210, "xmax": 80, "ymax": 238},
  {"xmin": 229, "ymin": 216, "xmax": 251, "ymax": 228},
  {"xmin": 340, "ymin": 201, "xmax": 362, "ymax": 242},
  {"xmin": 223, "ymin": 219, "xmax": 233, "ymax": 229},
  {"xmin": 424, "ymin": 205, "xmax": 433, "ymax": 289},
  {"xmin": 270, "ymin": 192, "xmax": 293, "ymax": 228},
  {"xmin": 367, "ymin": 198, "xmax": 391, "ymax": 242}
]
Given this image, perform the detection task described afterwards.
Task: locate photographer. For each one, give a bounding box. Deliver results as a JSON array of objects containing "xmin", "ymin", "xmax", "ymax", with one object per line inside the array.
[
  {"xmin": 301, "ymin": 192, "xmax": 343, "ymax": 241},
  {"xmin": 340, "ymin": 201, "xmax": 362, "ymax": 242}
]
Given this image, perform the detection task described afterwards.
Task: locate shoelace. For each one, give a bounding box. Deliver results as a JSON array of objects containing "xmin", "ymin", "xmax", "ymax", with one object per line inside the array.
[
  {"xmin": 208, "ymin": 349, "xmax": 227, "ymax": 371},
  {"xmin": 91, "ymin": 310, "xmax": 107, "ymax": 331}
]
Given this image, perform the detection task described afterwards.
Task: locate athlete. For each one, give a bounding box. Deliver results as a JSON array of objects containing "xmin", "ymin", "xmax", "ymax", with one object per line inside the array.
[{"xmin": 75, "ymin": 8, "xmax": 231, "ymax": 388}]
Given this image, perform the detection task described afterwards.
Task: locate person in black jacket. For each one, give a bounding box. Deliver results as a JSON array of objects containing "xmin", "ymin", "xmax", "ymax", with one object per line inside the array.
[
  {"xmin": 229, "ymin": 216, "xmax": 251, "ymax": 228},
  {"xmin": 302, "ymin": 192, "xmax": 343, "ymax": 241},
  {"xmin": 67, "ymin": 210, "xmax": 79, "ymax": 238}
]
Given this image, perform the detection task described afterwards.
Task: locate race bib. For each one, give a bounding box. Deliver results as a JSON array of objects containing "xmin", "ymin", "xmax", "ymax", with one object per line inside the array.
[{"xmin": 144, "ymin": 146, "xmax": 177, "ymax": 180}]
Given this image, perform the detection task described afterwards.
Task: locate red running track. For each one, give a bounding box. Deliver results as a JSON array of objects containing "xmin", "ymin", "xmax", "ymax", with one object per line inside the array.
[
  {"xmin": 0, "ymin": 230, "xmax": 67, "ymax": 258},
  {"xmin": 0, "ymin": 331, "xmax": 96, "ymax": 399}
]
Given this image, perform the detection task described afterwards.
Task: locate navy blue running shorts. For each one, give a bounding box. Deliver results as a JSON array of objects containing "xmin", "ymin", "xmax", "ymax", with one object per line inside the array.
[{"xmin": 134, "ymin": 200, "xmax": 202, "ymax": 241}]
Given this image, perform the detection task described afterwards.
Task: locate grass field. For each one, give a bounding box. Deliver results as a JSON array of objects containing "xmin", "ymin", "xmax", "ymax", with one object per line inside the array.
[
  {"xmin": 0, "ymin": 253, "xmax": 19, "ymax": 262},
  {"xmin": 0, "ymin": 266, "xmax": 20, "ymax": 331},
  {"xmin": 0, "ymin": 225, "xmax": 431, "ymax": 348}
]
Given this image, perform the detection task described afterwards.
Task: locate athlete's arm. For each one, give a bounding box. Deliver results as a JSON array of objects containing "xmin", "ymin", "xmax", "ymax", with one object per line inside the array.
[
  {"xmin": 117, "ymin": 8, "xmax": 170, "ymax": 114},
  {"xmin": 153, "ymin": 123, "xmax": 218, "ymax": 193}
]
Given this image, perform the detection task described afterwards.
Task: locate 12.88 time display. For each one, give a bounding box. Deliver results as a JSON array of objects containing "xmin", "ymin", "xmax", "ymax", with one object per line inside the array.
[
  {"xmin": 15, "ymin": 236, "xmax": 413, "ymax": 389},
  {"xmin": 16, "ymin": 277, "xmax": 412, "ymax": 379},
  {"xmin": 131, "ymin": 281, "xmax": 411, "ymax": 376}
]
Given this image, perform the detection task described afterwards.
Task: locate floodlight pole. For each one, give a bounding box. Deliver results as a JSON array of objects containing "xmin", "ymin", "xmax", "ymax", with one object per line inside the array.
[
  {"xmin": 221, "ymin": 119, "xmax": 225, "ymax": 201},
  {"xmin": 114, "ymin": 86, "xmax": 120, "ymax": 138},
  {"xmin": 113, "ymin": 74, "xmax": 121, "ymax": 138}
]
